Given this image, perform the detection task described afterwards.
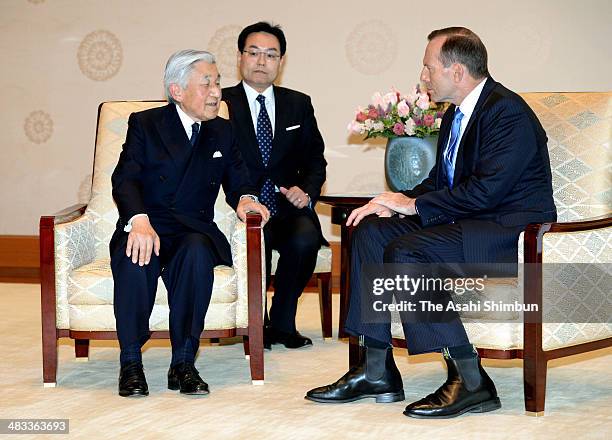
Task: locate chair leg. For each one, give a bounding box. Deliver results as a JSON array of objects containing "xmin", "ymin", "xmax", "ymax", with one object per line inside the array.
[
  {"xmin": 42, "ymin": 327, "xmax": 58, "ymax": 387},
  {"xmin": 75, "ymin": 339, "xmax": 90, "ymax": 361},
  {"xmin": 248, "ymin": 330, "xmax": 264, "ymax": 385},
  {"xmin": 243, "ymin": 336, "xmax": 250, "ymax": 359},
  {"xmin": 523, "ymin": 351, "xmax": 548, "ymax": 415},
  {"xmin": 317, "ymin": 272, "xmax": 332, "ymax": 339}
]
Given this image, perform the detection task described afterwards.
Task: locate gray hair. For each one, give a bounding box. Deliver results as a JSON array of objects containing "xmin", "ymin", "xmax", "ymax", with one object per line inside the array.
[{"xmin": 163, "ymin": 50, "xmax": 216, "ymax": 104}]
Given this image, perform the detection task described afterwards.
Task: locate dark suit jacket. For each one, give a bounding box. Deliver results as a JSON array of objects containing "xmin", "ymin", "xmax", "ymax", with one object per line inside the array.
[
  {"xmin": 110, "ymin": 103, "xmax": 256, "ymax": 265},
  {"xmin": 222, "ymin": 83, "xmax": 327, "ymax": 244},
  {"xmin": 405, "ymin": 78, "xmax": 557, "ymax": 263}
]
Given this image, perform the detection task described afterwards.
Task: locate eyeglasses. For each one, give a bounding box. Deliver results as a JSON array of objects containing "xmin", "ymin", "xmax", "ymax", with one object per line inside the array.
[{"xmin": 242, "ymin": 49, "xmax": 281, "ymax": 61}]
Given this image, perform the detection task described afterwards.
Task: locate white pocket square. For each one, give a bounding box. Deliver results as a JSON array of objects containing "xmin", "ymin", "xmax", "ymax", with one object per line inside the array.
[
  {"xmin": 212, "ymin": 150, "xmax": 223, "ymax": 158},
  {"xmin": 285, "ymin": 124, "xmax": 301, "ymax": 131}
]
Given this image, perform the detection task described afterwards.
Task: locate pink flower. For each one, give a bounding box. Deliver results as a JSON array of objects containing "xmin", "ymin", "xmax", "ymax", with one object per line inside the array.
[
  {"xmin": 406, "ymin": 85, "xmax": 419, "ymax": 104},
  {"xmin": 397, "ymin": 100, "xmax": 410, "ymax": 117},
  {"xmin": 416, "ymin": 93, "xmax": 430, "ymax": 110},
  {"xmin": 383, "ymin": 91, "xmax": 398, "ymax": 107},
  {"xmin": 371, "ymin": 92, "xmax": 384, "ymax": 108},
  {"xmin": 423, "ymin": 114, "xmax": 435, "ymax": 127},
  {"xmin": 368, "ymin": 108, "xmax": 379, "ymax": 120},
  {"xmin": 356, "ymin": 112, "xmax": 368, "ymax": 122},
  {"xmin": 392, "ymin": 122, "xmax": 405, "ymax": 136}
]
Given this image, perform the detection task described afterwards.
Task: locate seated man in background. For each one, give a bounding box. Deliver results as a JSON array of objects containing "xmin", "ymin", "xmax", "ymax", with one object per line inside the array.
[
  {"xmin": 223, "ymin": 22, "xmax": 327, "ymax": 350},
  {"xmin": 111, "ymin": 49, "xmax": 268, "ymax": 397},
  {"xmin": 306, "ymin": 27, "xmax": 556, "ymax": 418}
]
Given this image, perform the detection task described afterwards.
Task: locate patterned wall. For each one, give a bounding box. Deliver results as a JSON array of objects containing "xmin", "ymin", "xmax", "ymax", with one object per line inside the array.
[{"xmin": 1, "ymin": 0, "xmax": 611, "ymax": 238}]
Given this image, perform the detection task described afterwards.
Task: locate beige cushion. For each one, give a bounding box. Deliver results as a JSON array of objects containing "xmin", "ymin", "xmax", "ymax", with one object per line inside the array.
[
  {"xmin": 270, "ymin": 245, "xmax": 332, "ymax": 275},
  {"xmin": 68, "ymin": 258, "xmax": 237, "ymax": 306}
]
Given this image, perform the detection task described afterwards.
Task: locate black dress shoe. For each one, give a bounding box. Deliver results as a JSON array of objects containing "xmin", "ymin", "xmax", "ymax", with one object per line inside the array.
[
  {"xmin": 118, "ymin": 362, "xmax": 148, "ymax": 397},
  {"xmin": 305, "ymin": 345, "xmax": 405, "ymax": 403},
  {"xmin": 168, "ymin": 363, "xmax": 209, "ymax": 395},
  {"xmin": 265, "ymin": 327, "xmax": 313, "ymax": 350},
  {"xmin": 403, "ymin": 354, "xmax": 501, "ymax": 418}
]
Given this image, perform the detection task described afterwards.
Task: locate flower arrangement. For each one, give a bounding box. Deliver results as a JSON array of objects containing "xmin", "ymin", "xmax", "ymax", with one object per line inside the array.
[{"xmin": 348, "ymin": 85, "xmax": 447, "ymax": 139}]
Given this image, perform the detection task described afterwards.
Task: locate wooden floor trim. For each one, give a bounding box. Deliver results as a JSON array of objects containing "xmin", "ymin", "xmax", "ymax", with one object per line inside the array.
[{"xmin": 0, "ymin": 235, "xmax": 40, "ymax": 283}]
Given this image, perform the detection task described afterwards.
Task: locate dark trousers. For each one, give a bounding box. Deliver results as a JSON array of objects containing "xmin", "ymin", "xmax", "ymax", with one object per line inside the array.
[
  {"xmin": 111, "ymin": 231, "xmax": 220, "ymax": 367},
  {"xmin": 345, "ymin": 215, "xmax": 470, "ymax": 354},
  {"xmin": 263, "ymin": 210, "xmax": 320, "ymax": 333}
]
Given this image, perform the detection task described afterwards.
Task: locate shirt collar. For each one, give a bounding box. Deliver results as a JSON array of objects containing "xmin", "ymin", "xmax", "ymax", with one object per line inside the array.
[
  {"xmin": 242, "ymin": 81, "xmax": 274, "ymax": 104},
  {"xmin": 458, "ymin": 78, "xmax": 488, "ymax": 119},
  {"xmin": 174, "ymin": 103, "xmax": 199, "ymax": 138}
]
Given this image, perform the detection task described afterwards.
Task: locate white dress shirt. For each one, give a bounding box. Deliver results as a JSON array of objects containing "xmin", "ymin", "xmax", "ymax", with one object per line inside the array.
[
  {"xmin": 242, "ymin": 82, "xmax": 276, "ymax": 136},
  {"xmin": 443, "ymin": 78, "xmax": 488, "ymax": 169},
  {"xmin": 175, "ymin": 103, "xmax": 200, "ymax": 138}
]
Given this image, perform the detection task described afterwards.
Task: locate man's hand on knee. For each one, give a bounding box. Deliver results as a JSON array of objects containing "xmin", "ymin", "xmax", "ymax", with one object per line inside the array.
[
  {"xmin": 126, "ymin": 216, "xmax": 160, "ymax": 266},
  {"xmin": 346, "ymin": 202, "xmax": 395, "ymax": 227},
  {"xmin": 371, "ymin": 192, "xmax": 417, "ymax": 216}
]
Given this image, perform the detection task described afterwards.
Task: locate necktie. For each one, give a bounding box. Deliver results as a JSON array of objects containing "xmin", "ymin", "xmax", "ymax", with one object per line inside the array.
[
  {"xmin": 190, "ymin": 122, "xmax": 200, "ymax": 147},
  {"xmin": 443, "ymin": 108, "xmax": 464, "ymax": 188},
  {"xmin": 256, "ymin": 94, "xmax": 277, "ymax": 215}
]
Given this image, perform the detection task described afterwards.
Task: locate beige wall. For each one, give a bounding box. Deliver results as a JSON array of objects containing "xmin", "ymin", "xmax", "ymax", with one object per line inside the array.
[{"xmin": 1, "ymin": 0, "xmax": 610, "ymax": 239}]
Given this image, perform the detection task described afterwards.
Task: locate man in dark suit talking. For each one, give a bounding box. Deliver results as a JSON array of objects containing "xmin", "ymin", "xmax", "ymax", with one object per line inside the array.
[
  {"xmin": 111, "ymin": 49, "xmax": 269, "ymax": 397},
  {"xmin": 223, "ymin": 22, "xmax": 327, "ymax": 350},
  {"xmin": 306, "ymin": 27, "xmax": 556, "ymax": 418}
]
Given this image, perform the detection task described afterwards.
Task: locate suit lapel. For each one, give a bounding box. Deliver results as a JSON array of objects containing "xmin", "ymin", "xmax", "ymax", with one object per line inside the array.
[
  {"xmin": 270, "ymin": 86, "xmax": 289, "ymax": 166},
  {"xmin": 452, "ymin": 77, "xmax": 497, "ymax": 186},
  {"xmin": 435, "ymin": 105, "xmax": 454, "ymax": 189},
  {"xmin": 226, "ymin": 84, "xmax": 262, "ymax": 164},
  {"xmin": 157, "ymin": 104, "xmax": 190, "ymax": 166}
]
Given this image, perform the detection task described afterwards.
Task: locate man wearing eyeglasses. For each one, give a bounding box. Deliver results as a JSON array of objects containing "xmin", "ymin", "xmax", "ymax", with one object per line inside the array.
[{"xmin": 223, "ymin": 22, "xmax": 327, "ymax": 350}]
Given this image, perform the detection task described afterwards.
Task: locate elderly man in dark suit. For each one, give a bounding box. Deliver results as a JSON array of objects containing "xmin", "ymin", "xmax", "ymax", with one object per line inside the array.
[
  {"xmin": 306, "ymin": 27, "xmax": 556, "ymax": 418},
  {"xmin": 111, "ymin": 49, "xmax": 269, "ymax": 397},
  {"xmin": 223, "ymin": 22, "xmax": 327, "ymax": 350}
]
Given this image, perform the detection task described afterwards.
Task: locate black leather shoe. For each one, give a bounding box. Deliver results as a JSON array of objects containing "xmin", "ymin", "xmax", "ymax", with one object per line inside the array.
[
  {"xmin": 118, "ymin": 362, "xmax": 148, "ymax": 397},
  {"xmin": 265, "ymin": 326, "xmax": 313, "ymax": 349},
  {"xmin": 305, "ymin": 345, "xmax": 405, "ymax": 403},
  {"xmin": 168, "ymin": 363, "xmax": 209, "ymax": 395},
  {"xmin": 403, "ymin": 353, "xmax": 501, "ymax": 418}
]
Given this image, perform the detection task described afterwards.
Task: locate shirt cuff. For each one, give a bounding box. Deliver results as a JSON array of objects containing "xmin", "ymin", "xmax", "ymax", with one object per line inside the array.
[
  {"xmin": 124, "ymin": 213, "xmax": 148, "ymax": 232},
  {"xmin": 240, "ymin": 194, "xmax": 259, "ymax": 203}
]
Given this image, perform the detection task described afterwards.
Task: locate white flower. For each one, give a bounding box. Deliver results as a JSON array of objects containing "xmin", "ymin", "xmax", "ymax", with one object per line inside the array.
[
  {"xmin": 372, "ymin": 121, "xmax": 385, "ymax": 132},
  {"xmin": 347, "ymin": 120, "xmax": 366, "ymax": 134},
  {"xmin": 404, "ymin": 119, "xmax": 416, "ymax": 136},
  {"xmin": 434, "ymin": 118, "xmax": 442, "ymax": 129}
]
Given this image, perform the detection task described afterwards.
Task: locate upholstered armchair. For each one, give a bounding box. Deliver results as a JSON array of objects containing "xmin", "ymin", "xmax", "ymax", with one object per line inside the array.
[
  {"xmin": 383, "ymin": 92, "xmax": 612, "ymax": 415},
  {"xmin": 40, "ymin": 101, "xmax": 268, "ymax": 386}
]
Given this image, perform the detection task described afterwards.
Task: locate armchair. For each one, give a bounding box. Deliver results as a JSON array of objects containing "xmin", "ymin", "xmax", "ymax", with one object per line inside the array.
[
  {"xmin": 40, "ymin": 101, "xmax": 266, "ymax": 386},
  {"xmin": 371, "ymin": 92, "xmax": 611, "ymax": 415}
]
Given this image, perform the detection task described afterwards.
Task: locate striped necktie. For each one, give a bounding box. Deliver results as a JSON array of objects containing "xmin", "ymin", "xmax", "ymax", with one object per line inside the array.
[{"xmin": 443, "ymin": 108, "xmax": 464, "ymax": 188}]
